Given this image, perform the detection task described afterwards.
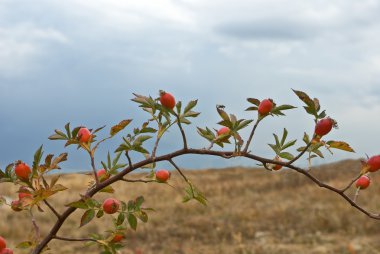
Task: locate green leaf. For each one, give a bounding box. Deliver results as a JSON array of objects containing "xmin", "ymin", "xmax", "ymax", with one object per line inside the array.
[
  {"xmin": 132, "ymin": 146, "xmax": 149, "ymax": 154},
  {"xmin": 66, "ymin": 200, "xmax": 89, "ymax": 209},
  {"xmin": 96, "ymin": 209, "xmax": 104, "ymax": 218},
  {"xmin": 247, "ymin": 98, "xmax": 260, "ymax": 106},
  {"xmin": 303, "ymin": 132, "xmax": 310, "ymax": 144},
  {"xmin": 275, "ymin": 104, "xmax": 297, "ymax": 111},
  {"xmin": 273, "ymin": 134, "xmax": 280, "ymax": 147},
  {"xmin": 197, "ymin": 127, "xmax": 215, "ymax": 142},
  {"xmin": 80, "ymin": 209, "xmax": 95, "ymax": 227},
  {"xmin": 127, "ymin": 214, "xmax": 138, "ymax": 230},
  {"xmin": 65, "ymin": 123, "xmax": 71, "ymax": 139},
  {"xmin": 236, "ymin": 119, "xmax": 253, "ymax": 131},
  {"xmin": 133, "ymin": 135, "xmax": 152, "ymax": 146},
  {"xmin": 135, "ymin": 196, "xmax": 144, "ymax": 208},
  {"xmin": 99, "ymin": 185, "xmax": 115, "ymax": 193},
  {"xmin": 16, "ymin": 241, "xmax": 33, "ymax": 249},
  {"xmin": 33, "ymin": 145, "xmax": 44, "ymax": 174},
  {"xmin": 326, "ymin": 141, "xmax": 355, "ymax": 153},
  {"xmin": 112, "ymin": 152, "xmax": 122, "ymax": 167},
  {"xmin": 116, "ymin": 213, "xmax": 125, "ymax": 225},
  {"xmin": 120, "ymin": 201, "xmax": 127, "ymax": 212},
  {"xmin": 268, "ymin": 144, "xmax": 279, "ymax": 154},
  {"xmin": 245, "ymin": 106, "xmax": 258, "ymax": 111},
  {"xmin": 282, "ymin": 139, "xmax": 297, "ymax": 150},
  {"xmin": 183, "ymin": 111, "xmax": 200, "ymax": 118},
  {"xmin": 93, "ymin": 125, "xmax": 106, "ymax": 134},
  {"xmin": 318, "ymin": 110, "xmax": 327, "ymax": 119},
  {"xmin": 101, "ymin": 161, "xmax": 108, "ymax": 171},
  {"xmin": 279, "ymin": 152, "xmax": 294, "ymax": 160},
  {"xmin": 140, "ymin": 127, "xmax": 157, "ymax": 133},
  {"xmin": 176, "ymin": 100, "xmax": 182, "ymax": 114},
  {"xmin": 184, "ymin": 100, "xmax": 198, "ymax": 114},
  {"xmin": 85, "ymin": 198, "xmax": 101, "ymax": 209},
  {"xmin": 313, "ymin": 149, "xmax": 324, "ymax": 158},
  {"xmin": 280, "ymin": 128, "xmax": 288, "ymax": 146},
  {"xmin": 136, "ymin": 211, "xmax": 148, "ymax": 223},
  {"xmin": 0, "ymin": 196, "xmax": 6, "ymax": 206},
  {"xmin": 292, "ymin": 89, "xmax": 318, "ymax": 116},
  {"xmin": 110, "ymin": 119, "xmax": 132, "ymax": 136},
  {"xmin": 216, "ymin": 106, "xmax": 230, "ymax": 121},
  {"xmin": 71, "ymin": 126, "xmax": 81, "ymax": 140},
  {"xmin": 296, "ymin": 146, "xmax": 306, "ymax": 152},
  {"xmin": 48, "ymin": 133, "xmax": 67, "ymax": 140},
  {"xmin": 50, "ymin": 184, "xmax": 68, "ymax": 193},
  {"xmin": 51, "ymin": 153, "xmax": 68, "ymax": 170},
  {"xmin": 127, "ymin": 200, "xmax": 135, "ymax": 211}
]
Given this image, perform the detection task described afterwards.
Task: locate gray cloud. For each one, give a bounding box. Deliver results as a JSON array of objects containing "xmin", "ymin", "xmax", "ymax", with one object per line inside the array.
[
  {"xmin": 1, "ymin": 0, "xmax": 380, "ymax": 171},
  {"xmin": 215, "ymin": 19, "xmax": 315, "ymax": 41}
]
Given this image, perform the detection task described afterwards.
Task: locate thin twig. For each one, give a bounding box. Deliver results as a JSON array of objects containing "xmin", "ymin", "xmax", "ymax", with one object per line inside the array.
[
  {"xmin": 341, "ymin": 174, "xmax": 361, "ymax": 193},
  {"xmin": 43, "ymin": 200, "xmax": 61, "ymax": 218},
  {"xmin": 30, "ymin": 210, "xmax": 41, "ymax": 241},
  {"xmin": 168, "ymin": 158, "xmax": 189, "ymax": 183},
  {"xmin": 243, "ymin": 118, "xmax": 261, "ymax": 153},
  {"xmin": 353, "ymin": 187, "xmax": 361, "ymax": 203},
  {"xmin": 151, "ymin": 136, "xmax": 161, "ymax": 159},
  {"xmin": 121, "ymin": 179, "xmax": 156, "ymax": 183},
  {"xmin": 92, "ymin": 136, "xmax": 112, "ymax": 153},
  {"xmin": 90, "ymin": 152, "xmax": 100, "ymax": 185},
  {"xmin": 53, "ymin": 236, "xmax": 97, "ymax": 242},
  {"xmin": 125, "ymin": 151, "xmax": 133, "ymax": 168},
  {"xmin": 174, "ymin": 112, "xmax": 188, "ymax": 149},
  {"xmin": 286, "ymin": 141, "xmax": 312, "ymax": 166}
]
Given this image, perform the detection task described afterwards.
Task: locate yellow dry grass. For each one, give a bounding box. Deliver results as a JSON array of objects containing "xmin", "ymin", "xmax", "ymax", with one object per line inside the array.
[{"xmin": 1, "ymin": 159, "xmax": 380, "ymax": 254}]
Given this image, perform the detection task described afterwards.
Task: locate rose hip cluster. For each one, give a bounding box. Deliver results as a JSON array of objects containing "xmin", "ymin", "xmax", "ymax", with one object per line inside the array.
[
  {"xmin": 356, "ymin": 155, "xmax": 380, "ymax": 190},
  {"xmin": 314, "ymin": 117, "xmax": 380, "ymax": 190}
]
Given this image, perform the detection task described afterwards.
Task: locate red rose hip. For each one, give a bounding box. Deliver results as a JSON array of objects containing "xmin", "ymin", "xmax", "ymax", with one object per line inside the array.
[
  {"xmin": 97, "ymin": 168, "xmax": 109, "ymax": 182},
  {"xmin": 356, "ymin": 175, "xmax": 370, "ymax": 190},
  {"xmin": 77, "ymin": 127, "xmax": 92, "ymax": 143},
  {"xmin": 273, "ymin": 157, "xmax": 283, "ymax": 171},
  {"xmin": 155, "ymin": 169, "xmax": 170, "ymax": 182},
  {"xmin": 367, "ymin": 155, "xmax": 380, "ymax": 172},
  {"xmin": 0, "ymin": 236, "xmax": 6, "ymax": 250},
  {"xmin": 258, "ymin": 99, "xmax": 273, "ymax": 115},
  {"xmin": 159, "ymin": 91, "xmax": 176, "ymax": 109},
  {"xmin": 217, "ymin": 127, "xmax": 230, "ymax": 136},
  {"xmin": 11, "ymin": 200, "xmax": 22, "ymax": 212},
  {"xmin": 111, "ymin": 234, "xmax": 124, "ymax": 243},
  {"xmin": 102, "ymin": 198, "xmax": 120, "ymax": 214},
  {"xmin": 315, "ymin": 118, "xmax": 335, "ymax": 137},
  {"xmin": 14, "ymin": 162, "xmax": 31, "ymax": 180}
]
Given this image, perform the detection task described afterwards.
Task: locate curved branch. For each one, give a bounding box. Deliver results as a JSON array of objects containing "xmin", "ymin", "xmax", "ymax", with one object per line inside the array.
[{"xmin": 31, "ymin": 148, "xmax": 380, "ymax": 254}]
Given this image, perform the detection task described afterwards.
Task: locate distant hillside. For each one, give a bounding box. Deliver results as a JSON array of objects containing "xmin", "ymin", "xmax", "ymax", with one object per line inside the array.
[{"xmin": 1, "ymin": 159, "xmax": 379, "ymax": 254}]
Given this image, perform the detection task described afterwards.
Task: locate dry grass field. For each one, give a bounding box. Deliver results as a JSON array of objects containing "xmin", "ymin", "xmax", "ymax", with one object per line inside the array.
[{"xmin": 1, "ymin": 159, "xmax": 380, "ymax": 254}]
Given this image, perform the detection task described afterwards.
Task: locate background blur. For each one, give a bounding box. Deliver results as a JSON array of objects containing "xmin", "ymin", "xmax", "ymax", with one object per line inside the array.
[{"xmin": 1, "ymin": 0, "xmax": 380, "ymax": 172}]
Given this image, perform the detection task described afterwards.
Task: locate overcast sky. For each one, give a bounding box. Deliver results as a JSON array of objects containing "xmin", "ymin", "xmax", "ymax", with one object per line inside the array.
[{"xmin": 1, "ymin": 0, "xmax": 380, "ymax": 172}]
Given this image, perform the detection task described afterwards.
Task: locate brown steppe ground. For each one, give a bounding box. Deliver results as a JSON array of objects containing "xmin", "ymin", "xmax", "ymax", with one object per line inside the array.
[{"xmin": 1, "ymin": 159, "xmax": 380, "ymax": 254}]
